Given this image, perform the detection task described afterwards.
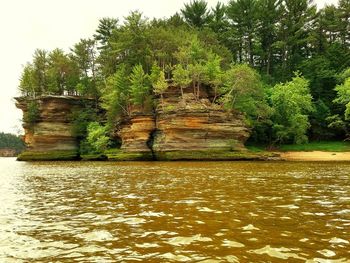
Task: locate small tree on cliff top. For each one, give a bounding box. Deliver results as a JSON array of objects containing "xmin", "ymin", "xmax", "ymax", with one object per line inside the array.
[
  {"xmin": 173, "ymin": 64, "xmax": 191, "ymax": 98},
  {"xmin": 221, "ymin": 64, "xmax": 263, "ymax": 115},
  {"xmin": 150, "ymin": 63, "xmax": 167, "ymax": 103},
  {"xmin": 129, "ymin": 64, "xmax": 151, "ymax": 108},
  {"xmin": 101, "ymin": 66, "xmax": 131, "ymax": 122},
  {"xmin": 204, "ymin": 53, "xmax": 223, "ymax": 103},
  {"xmin": 153, "ymin": 70, "xmax": 168, "ymax": 107}
]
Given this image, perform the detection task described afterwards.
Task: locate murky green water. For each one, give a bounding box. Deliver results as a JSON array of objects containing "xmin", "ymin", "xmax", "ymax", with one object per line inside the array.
[{"xmin": 0, "ymin": 158, "xmax": 349, "ymax": 262}]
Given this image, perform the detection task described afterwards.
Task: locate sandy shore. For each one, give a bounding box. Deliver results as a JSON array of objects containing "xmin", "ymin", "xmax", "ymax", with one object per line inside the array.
[{"xmin": 280, "ymin": 151, "xmax": 350, "ymax": 161}]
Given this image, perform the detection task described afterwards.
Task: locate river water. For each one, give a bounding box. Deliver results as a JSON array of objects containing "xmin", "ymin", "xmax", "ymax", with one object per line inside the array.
[{"xmin": 0, "ymin": 158, "xmax": 349, "ymax": 262}]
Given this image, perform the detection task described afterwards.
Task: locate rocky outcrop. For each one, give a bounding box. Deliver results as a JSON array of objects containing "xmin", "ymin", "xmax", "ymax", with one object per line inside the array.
[
  {"xmin": 15, "ymin": 96, "xmax": 90, "ymax": 160},
  {"xmin": 111, "ymin": 114, "xmax": 155, "ymax": 160},
  {"xmin": 115, "ymin": 88, "xmax": 251, "ymax": 161},
  {"xmin": 153, "ymin": 94, "xmax": 250, "ymax": 154},
  {"xmin": 16, "ymin": 87, "xmax": 255, "ymax": 161},
  {"xmin": 117, "ymin": 115, "xmax": 155, "ymax": 153}
]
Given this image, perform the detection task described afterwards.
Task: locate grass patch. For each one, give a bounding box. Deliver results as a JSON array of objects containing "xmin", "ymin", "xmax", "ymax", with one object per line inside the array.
[
  {"xmin": 245, "ymin": 145, "xmax": 266, "ymax": 152},
  {"xmin": 154, "ymin": 150, "xmax": 278, "ymax": 161},
  {"xmin": 278, "ymin": 141, "xmax": 350, "ymax": 152},
  {"xmin": 17, "ymin": 150, "xmax": 79, "ymax": 161}
]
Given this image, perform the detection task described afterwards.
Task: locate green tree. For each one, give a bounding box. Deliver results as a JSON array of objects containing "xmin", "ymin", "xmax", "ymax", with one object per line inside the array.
[
  {"xmin": 173, "ymin": 64, "xmax": 191, "ymax": 98},
  {"xmin": 94, "ymin": 17, "xmax": 119, "ymax": 48},
  {"xmin": 32, "ymin": 49, "xmax": 49, "ymax": 94},
  {"xmin": 334, "ymin": 73, "xmax": 350, "ymax": 120},
  {"xmin": 24, "ymin": 101, "xmax": 40, "ymax": 128},
  {"xmin": 86, "ymin": 122, "xmax": 110, "ymax": 153},
  {"xmin": 270, "ymin": 73, "xmax": 314, "ymax": 144},
  {"xmin": 47, "ymin": 49, "xmax": 80, "ymax": 95},
  {"xmin": 181, "ymin": 0, "xmax": 212, "ymax": 28},
  {"xmin": 0, "ymin": 133, "xmax": 25, "ymax": 153},
  {"xmin": 227, "ymin": 0, "xmax": 258, "ymax": 66},
  {"xmin": 71, "ymin": 39, "xmax": 98, "ymax": 96},
  {"xmin": 203, "ymin": 53, "xmax": 223, "ymax": 102},
  {"xmin": 274, "ymin": 0, "xmax": 316, "ymax": 80},
  {"xmin": 129, "ymin": 64, "xmax": 151, "ymax": 107},
  {"xmin": 209, "ymin": 2, "xmax": 228, "ymax": 34},
  {"xmin": 221, "ymin": 64, "xmax": 264, "ymax": 117},
  {"xmin": 101, "ymin": 66, "xmax": 131, "ymax": 122},
  {"xmin": 256, "ymin": 0, "xmax": 279, "ymax": 76},
  {"xmin": 152, "ymin": 70, "xmax": 168, "ymax": 107},
  {"xmin": 117, "ymin": 11, "xmax": 150, "ymax": 69},
  {"xmin": 19, "ymin": 63, "xmax": 36, "ymax": 97}
]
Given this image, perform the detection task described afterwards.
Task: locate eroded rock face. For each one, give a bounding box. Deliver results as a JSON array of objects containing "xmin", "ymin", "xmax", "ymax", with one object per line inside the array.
[
  {"xmin": 15, "ymin": 96, "xmax": 89, "ymax": 159},
  {"xmin": 116, "ymin": 92, "xmax": 250, "ymax": 159},
  {"xmin": 153, "ymin": 94, "xmax": 250, "ymax": 154},
  {"xmin": 16, "ymin": 89, "xmax": 251, "ymax": 161},
  {"xmin": 117, "ymin": 115, "xmax": 155, "ymax": 153}
]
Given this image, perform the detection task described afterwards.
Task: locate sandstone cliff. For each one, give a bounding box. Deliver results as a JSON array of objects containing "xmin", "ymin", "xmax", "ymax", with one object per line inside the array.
[
  {"xmin": 15, "ymin": 96, "xmax": 89, "ymax": 160},
  {"xmin": 114, "ymin": 87, "xmax": 252, "ymax": 161},
  {"xmin": 16, "ymin": 89, "xmax": 266, "ymax": 161}
]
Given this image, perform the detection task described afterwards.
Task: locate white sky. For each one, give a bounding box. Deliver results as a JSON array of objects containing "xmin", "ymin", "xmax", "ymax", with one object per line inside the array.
[{"xmin": 0, "ymin": 0, "xmax": 338, "ymax": 134}]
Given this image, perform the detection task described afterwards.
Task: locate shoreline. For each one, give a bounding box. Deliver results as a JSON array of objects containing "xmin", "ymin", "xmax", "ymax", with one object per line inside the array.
[
  {"xmin": 279, "ymin": 151, "xmax": 350, "ymax": 161},
  {"xmin": 14, "ymin": 150, "xmax": 350, "ymax": 162}
]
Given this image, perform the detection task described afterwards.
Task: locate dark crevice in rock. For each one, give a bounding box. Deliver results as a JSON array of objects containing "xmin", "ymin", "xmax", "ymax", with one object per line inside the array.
[{"xmin": 147, "ymin": 128, "xmax": 159, "ymax": 161}]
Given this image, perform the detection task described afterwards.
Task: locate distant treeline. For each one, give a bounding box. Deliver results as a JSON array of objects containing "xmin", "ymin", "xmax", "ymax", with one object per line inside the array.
[
  {"xmin": 18, "ymin": 0, "xmax": 350, "ymax": 151},
  {"xmin": 0, "ymin": 133, "xmax": 25, "ymax": 152}
]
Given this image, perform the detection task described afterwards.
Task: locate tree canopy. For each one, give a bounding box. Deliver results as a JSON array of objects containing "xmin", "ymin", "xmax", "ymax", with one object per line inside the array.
[{"xmin": 18, "ymin": 0, "xmax": 350, "ymax": 146}]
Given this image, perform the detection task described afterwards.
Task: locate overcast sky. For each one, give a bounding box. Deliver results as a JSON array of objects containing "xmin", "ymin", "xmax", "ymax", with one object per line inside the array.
[{"xmin": 0, "ymin": 0, "xmax": 338, "ymax": 134}]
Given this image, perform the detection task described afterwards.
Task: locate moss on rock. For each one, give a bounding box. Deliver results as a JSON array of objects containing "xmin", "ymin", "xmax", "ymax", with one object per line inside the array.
[
  {"xmin": 105, "ymin": 149, "xmax": 154, "ymax": 161},
  {"xmin": 17, "ymin": 150, "xmax": 79, "ymax": 161},
  {"xmin": 154, "ymin": 150, "xmax": 278, "ymax": 161}
]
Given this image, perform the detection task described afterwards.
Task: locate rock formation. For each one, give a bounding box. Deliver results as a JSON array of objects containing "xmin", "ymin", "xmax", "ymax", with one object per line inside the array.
[
  {"xmin": 16, "ymin": 87, "xmax": 269, "ymax": 161},
  {"xmin": 15, "ymin": 96, "xmax": 90, "ymax": 160},
  {"xmin": 114, "ymin": 87, "xmax": 252, "ymax": 161}
]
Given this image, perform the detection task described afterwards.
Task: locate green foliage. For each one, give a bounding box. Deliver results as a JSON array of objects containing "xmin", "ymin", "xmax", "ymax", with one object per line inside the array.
[
  {"xmin": 101, "ymin": 66, "xmax": 131, "ymax": 123},
  {"xmin": 70, "ymin": 107, "xmax": 98, "ymax": 139},
  {"xmin": 221, "ymin": 64, "xmax": 267, "ymax": 118},
  {"xmin": 203, "ymin": 53, "xmax": 223, "ymax": 101},
  {"xmin": 181, "ymin": 0, "xmax": 212, "ymax": 28},
  {"xmin": 0, "ymin": 133, "xmax": 25, "ymax": 152},
  {"xmin": 270, "ymin": 73, "xmax": 314, "ymax": 144},
  {"xmin": 47, "ymin": 48, "xmax": 80, "ymax": 95},
  {"xmin": 24, "ymin": 101, "xmax": 40, "ymax": 126},
  {"xmin": 19, "ymin": 64, "xmax": 36, "ymax": 96},
  {"xmin": 309, "ymin": 99, "xmax": 334, "ymax": 140},
  {"xmin": 150, "ymin": 63, "xmax": 161, "ymax": 85},
  {"xmin": 129, "ymin": 64, "xmax": 151, "ymax": 107},
  {"xmin": 153, "ymin": 70, "xmax": 168, "ymax": 96},
  {"xmin": 334, "ymin": 76, "xmax": 350, "ymax": 120},
  {"xmin": 227, "ymin": 0, "xmax": 258, "ymax": 66},
  {"xmin": 94, "ymin": 17, "xmax": 118, "ymax": 48},
  {"xmin": 278, "ymin": 141, "xmax": 350, "ymax": 152},
  {"xmin": 173, "ymin": 64, "xmax": 191, "ymax": 97},
  {"xmin": 17, "ymin": 1, "xmax": 350, "ymax": 145},
  {"xmin": 84, "ymin": 122, "xmax": 110, "ymax": 154}
]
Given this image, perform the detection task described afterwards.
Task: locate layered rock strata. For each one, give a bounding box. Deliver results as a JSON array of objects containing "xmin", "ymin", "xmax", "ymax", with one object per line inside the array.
[
  {"xmin": 115, "ymin": 92, "xmax": 252, "ymax": 161},
  {"xmin": 15, "ymin": 96, "xmax": 89, "ymax": 160},
  {"xmin": 16, "ymin": 90, "xmax": 260, "ymax": 161}
]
